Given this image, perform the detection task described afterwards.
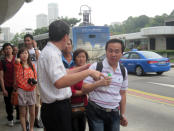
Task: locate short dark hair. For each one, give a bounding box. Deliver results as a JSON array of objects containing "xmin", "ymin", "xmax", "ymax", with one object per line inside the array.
[
  {"xmin": 69, "ymin": 38, "xmax": 72, "ymax": 45},
  {"xmin": 49, "ymin": 20, "xmax": 70, "ymax": 42},
  {"xmin": 105, "ymin": 38, "xmax": 125, "ymax": 53},
  {"xmin": 2, "ymin": 43, "xmax": 13, "ymax": 50},
  {"xmin": 24, "ymin": 34, "xmax": 33, "ymax": 40},
  {"xmin": 73, "ymin": 48, "xmax": 89, "ymax": 62}
]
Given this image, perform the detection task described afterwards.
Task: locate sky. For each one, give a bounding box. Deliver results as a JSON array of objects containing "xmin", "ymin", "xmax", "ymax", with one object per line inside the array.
[{"xmin": 1, "ymin": 0, "xmax": 174, "ymax": 33}]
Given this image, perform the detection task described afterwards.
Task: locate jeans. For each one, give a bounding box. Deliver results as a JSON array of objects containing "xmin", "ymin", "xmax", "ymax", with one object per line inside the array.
[{"xmin": 86, "ymin": 102, "xmax": 120, "ymax": 131}]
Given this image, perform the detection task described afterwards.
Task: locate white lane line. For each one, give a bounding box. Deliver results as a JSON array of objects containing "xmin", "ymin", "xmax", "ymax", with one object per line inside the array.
[{"xmin": 148, "ymin": 82, "xmax": 174, "ymax": 88}]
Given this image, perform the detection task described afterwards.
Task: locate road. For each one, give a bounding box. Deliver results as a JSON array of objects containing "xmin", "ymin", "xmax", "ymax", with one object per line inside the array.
[
  {"xmin": 0, "ymin": 69, "xmax": 174, "ymax": 131},
  {"xmin": 121, "ymin": 68, "xmax": 174, "ymax": 131}
]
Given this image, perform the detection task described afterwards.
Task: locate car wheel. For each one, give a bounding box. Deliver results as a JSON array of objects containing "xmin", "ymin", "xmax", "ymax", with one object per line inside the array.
[
  {"xmin": 156, "ymin": 72, "xmax": 163, "ymax": 75},
  {"xmin": 135, "ymin": 66, "xmax": 144, "ymax": 76}
]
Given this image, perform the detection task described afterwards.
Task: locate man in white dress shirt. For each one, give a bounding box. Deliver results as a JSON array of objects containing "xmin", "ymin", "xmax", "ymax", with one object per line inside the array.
[
  {"xmin": 83, "ymin": 39, "xmax": 128, "ymax": 131},
  {"xmin": 37, "ymin": 20, "xmax": 103, "ymax": 131}
]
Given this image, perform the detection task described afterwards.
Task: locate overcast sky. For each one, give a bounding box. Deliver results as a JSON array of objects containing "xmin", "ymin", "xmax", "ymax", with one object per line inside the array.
[{"xmin": 1, "ymin": 0, "xmax": 174, "ymax": 33}]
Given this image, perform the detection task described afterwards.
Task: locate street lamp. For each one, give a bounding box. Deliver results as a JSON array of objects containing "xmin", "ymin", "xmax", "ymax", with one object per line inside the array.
[{"xmin": 79, "ymin": 5, "xmax": 91, "ymax": 25}]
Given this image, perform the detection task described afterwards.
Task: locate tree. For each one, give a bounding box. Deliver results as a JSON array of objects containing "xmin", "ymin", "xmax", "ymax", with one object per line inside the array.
[
  {"xmin": 11, "ymin": 32, "xmax": 26, "ymax": 46},
  {"xmin": 33, "ymin": 27, "xmax": 48, "ymax": 36},
  {"xmin": 109, "ymin": 12, "xmax": 170, "ymax": 35},
  {"xmin": 170, "ymin": 10, "xmax": 174, "ymax": 16},
  {"xmin": 59, "ymin": 16, "xmax": 81, "ymax": 27}
]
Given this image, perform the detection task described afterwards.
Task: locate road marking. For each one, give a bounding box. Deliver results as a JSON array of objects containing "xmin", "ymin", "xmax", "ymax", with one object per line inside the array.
[
  {"xmin": 127, "ymin": 88, "xmax": 174, "ymax": 106},
  {"xmin": 148, "ymin": 82, "xmax": 174, "ymax": 89},
  {"xmin": 128, "ymin": 93, "xmax": 174, "ymax": 107}
]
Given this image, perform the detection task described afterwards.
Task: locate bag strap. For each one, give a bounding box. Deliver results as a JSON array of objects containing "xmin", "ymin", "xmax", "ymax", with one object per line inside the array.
[
  {"xmin": 96, "ymin": 61, "xmax": 103, "ymax": 72},
  {"xmin": 96, "ymin": 61, "xmax": 126, "ymax": 80},
  {"xmin": 120, "ymin": 64, "xmax": 126, "ymax": 80}
]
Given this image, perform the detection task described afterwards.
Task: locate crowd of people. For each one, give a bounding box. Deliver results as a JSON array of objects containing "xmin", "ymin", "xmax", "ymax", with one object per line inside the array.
[{"xmin": 0, "ymin": 20, "xmax": 128, "ymax": 131}]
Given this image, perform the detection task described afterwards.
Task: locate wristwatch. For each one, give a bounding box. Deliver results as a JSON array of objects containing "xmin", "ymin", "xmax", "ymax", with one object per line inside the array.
[{"xmin": 34, "ymin": 48, "xmax": 38, "ymax": 50}]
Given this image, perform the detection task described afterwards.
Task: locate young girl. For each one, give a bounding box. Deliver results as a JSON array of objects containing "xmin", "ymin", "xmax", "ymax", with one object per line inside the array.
[{"xmin": 14, "ymin": 47, "xmax": 37, "ymax": 131}]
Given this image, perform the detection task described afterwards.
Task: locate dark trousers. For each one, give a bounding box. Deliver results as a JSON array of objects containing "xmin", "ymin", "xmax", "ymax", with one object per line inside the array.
[
  {"xmin": 86, "ymin": 102, "xmax": 120, "ymax": 131},
  {"xmin": 4, "ymin": 87, "xmax": 19, "ymax": 121},
  {"xmin": 72, "ymin": 111, "xmax": 86, "ymax": 131},
  {"xmin": 41, "ymin": 99, "xmax": 72, "ymax": 131}
]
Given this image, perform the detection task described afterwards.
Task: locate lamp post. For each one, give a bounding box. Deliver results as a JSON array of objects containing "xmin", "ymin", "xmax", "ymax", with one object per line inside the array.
[{"xmin": 79, "ymin": 5, "xmax": 91, "ymax": 25}]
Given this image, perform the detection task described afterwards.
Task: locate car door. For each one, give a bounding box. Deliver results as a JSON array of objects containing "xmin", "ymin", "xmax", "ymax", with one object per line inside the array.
[
  {"xmin": 120, "ymin": 53, "xmax": 130, "ymax": 71},
  {"xmin": 127, "ymin": 53, "xmax": 140, "ymax": 72}
]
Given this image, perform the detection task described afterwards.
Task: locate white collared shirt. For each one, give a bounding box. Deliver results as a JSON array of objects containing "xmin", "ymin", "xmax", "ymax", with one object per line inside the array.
[
  {"xmin": 38, "ymin": 42, "xmax": 72, "ymax": 103},
  {"xmin": 84, "ymin": 58, "xmax": 128, "ymax": 109}
]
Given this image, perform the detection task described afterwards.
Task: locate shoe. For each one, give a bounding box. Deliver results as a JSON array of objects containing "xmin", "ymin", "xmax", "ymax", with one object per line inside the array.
[
  {"xmin": 26, "ymin": 121, "xmax": 30, "ymax": 131},
  {"xmin": 8, "ymin": 120, "xmax": 14, "ymax": 127},
  {"xmin": 34, "ymin": 119, "xmax": 43, "ymax": 128}
]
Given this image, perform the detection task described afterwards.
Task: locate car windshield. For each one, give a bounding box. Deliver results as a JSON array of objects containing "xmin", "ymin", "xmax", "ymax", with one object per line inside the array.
[{"xmin": 140, "ymin": 51, "xmax": 163, "ymax": 59}]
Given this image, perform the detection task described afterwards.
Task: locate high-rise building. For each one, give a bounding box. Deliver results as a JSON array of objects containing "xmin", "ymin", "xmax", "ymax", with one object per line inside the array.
[
  {"xmin": 1, "ymin": 27, "xmax": 10, "ymax": 41},
  {"xmin": 48, "ymin": 3, "xmax": 58, "ymax": 24},
  {"xmin": 36, "ymin": 14, "xmax": 48, "ymax": 28}
]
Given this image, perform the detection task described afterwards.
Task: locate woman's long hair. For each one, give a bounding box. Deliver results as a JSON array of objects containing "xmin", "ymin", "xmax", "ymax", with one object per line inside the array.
[{"xmin": 17, "ymin": 47, "xmax": 35, "ymax": 78}]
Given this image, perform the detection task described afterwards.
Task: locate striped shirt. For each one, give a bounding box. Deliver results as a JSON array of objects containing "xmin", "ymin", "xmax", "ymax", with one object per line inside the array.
[{"xmin": 84, "ymin": 58, "xmax": 128, "ymax": 109}]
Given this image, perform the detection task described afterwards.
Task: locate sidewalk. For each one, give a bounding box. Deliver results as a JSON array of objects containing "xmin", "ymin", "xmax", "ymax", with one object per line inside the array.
[{"xmin": 0, "ymin": 92, "xmax": 43, "ymax": 131}]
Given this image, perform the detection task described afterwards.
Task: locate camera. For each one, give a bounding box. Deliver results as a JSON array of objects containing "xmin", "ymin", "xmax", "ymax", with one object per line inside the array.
[{"xmin": 28, "ymin": 78, "xmax": 37, "ymax": 85}]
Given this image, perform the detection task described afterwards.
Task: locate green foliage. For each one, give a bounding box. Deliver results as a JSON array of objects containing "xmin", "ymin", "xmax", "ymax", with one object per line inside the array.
[
  {"xmin": 170, "ymin": 10, "xmax": 174, "ymax": 16},
  {"xmin": 33, "ymin": 27, "xmax": 48, "ymax": 36},
  {"xmin": 109, "ymin": 11, "xmax": 174, "ymax": 34},
  {"xmin": 170, "ymin": 59, "xmax": 174, "ymax": 63},
  {"xmin": 10, "ymin": 32, "xmax": 26, "ymax": 46},
  {"xmin": 58, "ymin": 16, "xmax": 81, "ymax": 27},
  {"xmin": 153, "ymin": 50, "xmax": 174, "ymax": 53}
]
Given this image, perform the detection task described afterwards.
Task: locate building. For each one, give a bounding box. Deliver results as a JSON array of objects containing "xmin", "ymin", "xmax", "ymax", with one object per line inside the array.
[
  {"xmin": 36, "ymin": 14, "xmax": 48, "ymax": 28},
  {"xmin": 111, "ymin": 18, "xmax": 174, "ymax": 50},
  {"xmin": 1, "ymin": 27, "xmax": 11, "ymax": 41},
  {"xmin": 48, "ymin": 3, "xmax": 58, "ymax": 24}
]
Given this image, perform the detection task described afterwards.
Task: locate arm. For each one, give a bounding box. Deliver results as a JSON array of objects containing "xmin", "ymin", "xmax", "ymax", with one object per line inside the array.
[
  {"xmin": 54, "ymin": 69, "xmax": 103, "ymax": 89},
  {"xmin": 71, "ymin": 85, "xmax": 84, "ymax": 96},
  {"xmin": 33, "ymin": 40, "xmax": 40, "ymax": 60},
  {"xmin": 120, "ymin": 90, "xmax": 128, "ymax": 127},
  {"xmin": 67, "ymin": 64, "xmax": 90, "ymax": 74},
  {"xmin": 13, "ymin": 66, "xmax": 17, "ymax": 91},
  {"xmin": 13, "ymin": 59, "xmax": 20, "ymax": 90},
  {"xmin": 0, "ymin": 70, "xmax": 8, "ymax": 96},
  {"xmin": 82, "ymin": 76, "xmax": 111, "ymax": 94}
]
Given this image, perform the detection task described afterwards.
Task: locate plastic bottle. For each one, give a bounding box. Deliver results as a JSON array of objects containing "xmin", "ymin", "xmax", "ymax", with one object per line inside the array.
[{"xmin": 108, "ymin": 73, "xmax": 112, "ymax": 77}]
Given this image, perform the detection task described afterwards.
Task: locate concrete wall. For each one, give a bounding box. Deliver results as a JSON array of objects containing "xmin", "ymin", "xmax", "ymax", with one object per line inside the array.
[{"xmin": 155, "ymin": 37, "xmax": 166, "ymax": 50}]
